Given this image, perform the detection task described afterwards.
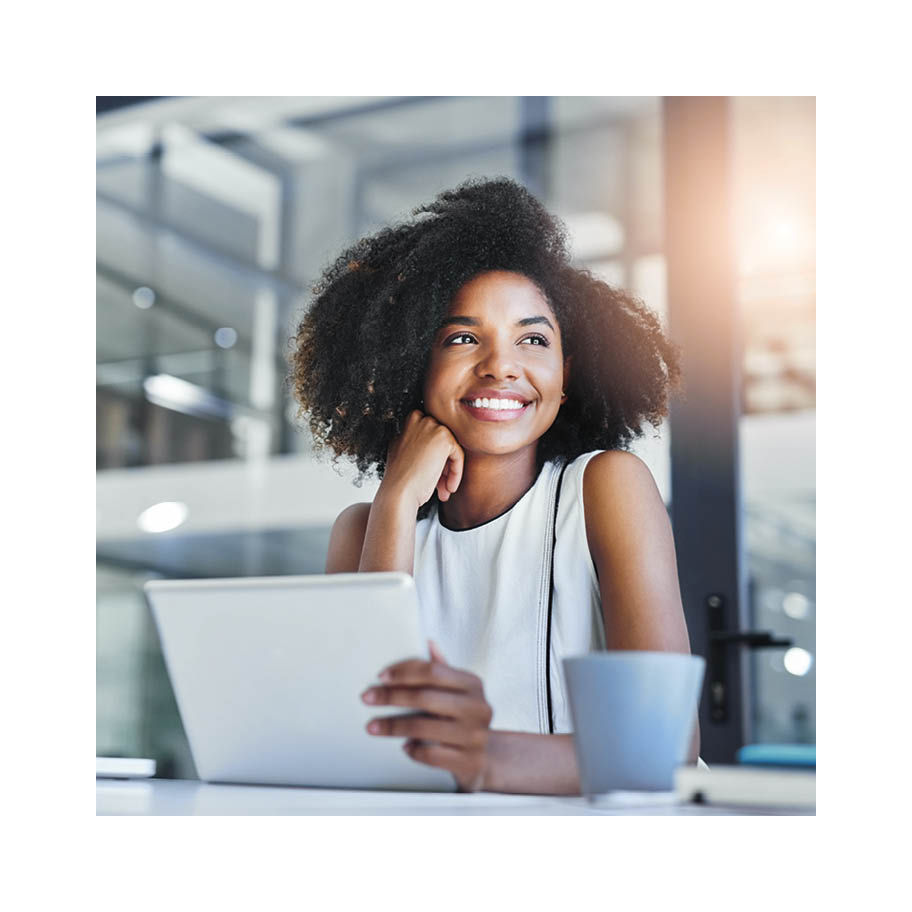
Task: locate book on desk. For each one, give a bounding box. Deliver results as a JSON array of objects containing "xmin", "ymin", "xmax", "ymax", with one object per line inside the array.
[{"xmin": 674, "ymin": 744, "xmax": 815, "ymax": 810}]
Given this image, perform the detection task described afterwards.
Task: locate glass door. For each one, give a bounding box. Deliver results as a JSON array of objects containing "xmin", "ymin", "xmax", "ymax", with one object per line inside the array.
[{"xmin": 733, "ymin": 96, "xmax": 816, "ymax": 746}]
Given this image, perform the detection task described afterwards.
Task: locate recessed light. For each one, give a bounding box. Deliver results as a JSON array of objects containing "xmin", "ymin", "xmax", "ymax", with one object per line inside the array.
[
  {"xmin": 132, "ymin": 287, "xmax": 156, "ymax": 309},
  {"xmin": 137, "ymin": 501, "xmax": 188, "ymax": 534},
  {"xmin": 214, "ymin": 327, "xmax": 238, "ymax": 349}
]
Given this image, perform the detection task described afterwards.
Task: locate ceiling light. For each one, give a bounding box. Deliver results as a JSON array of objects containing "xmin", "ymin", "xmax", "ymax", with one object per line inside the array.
[
  {"xmin": 143, "ymin": 374, "xmax": 234, "ymax": 420},
  {"xmin": 132, "ymin": 287, "xmax": 156, "ymax": 309},
  {"xmin": 137, "ymin": 501, "xmax": 189, "ymax": 534},
  {"xmin": 214, "ymin": 327, "xmax": 238, "ymax": 349}
]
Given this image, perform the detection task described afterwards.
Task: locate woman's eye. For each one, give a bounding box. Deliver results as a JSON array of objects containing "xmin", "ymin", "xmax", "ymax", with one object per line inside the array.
[{"xmin": 445, "ymin": 333, "xmax": 550, "ymax": 347}]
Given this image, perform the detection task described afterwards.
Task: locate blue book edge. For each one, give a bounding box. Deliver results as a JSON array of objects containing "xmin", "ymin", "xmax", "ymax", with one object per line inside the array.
[{"xmin": 736, "ymin": 744, "xmax": 816, "ymax": 769}]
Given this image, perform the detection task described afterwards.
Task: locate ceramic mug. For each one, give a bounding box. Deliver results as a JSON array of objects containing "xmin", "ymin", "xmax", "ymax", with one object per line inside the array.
[{"xmin": 563, "ymin": 651, "xmax": 705, "ymax": 795}]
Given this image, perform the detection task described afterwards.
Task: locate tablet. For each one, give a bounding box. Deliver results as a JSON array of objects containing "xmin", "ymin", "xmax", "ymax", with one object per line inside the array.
[{"xmin": 145, "ymin": 572, "xmax": 455, "ymax": 791}]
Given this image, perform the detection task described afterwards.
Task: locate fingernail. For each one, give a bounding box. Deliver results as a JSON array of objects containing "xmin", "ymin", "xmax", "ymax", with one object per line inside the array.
[
  {"xmin": 367, "ymin": 721, "xmax": 380, "ymax": 734},
  {"xmin": 378, "ymin": 670, "xmax": 392, "ymax": 683},
  {"xmin": 361, "ymin": 689, "xmax": 377, "ymax": 704}
]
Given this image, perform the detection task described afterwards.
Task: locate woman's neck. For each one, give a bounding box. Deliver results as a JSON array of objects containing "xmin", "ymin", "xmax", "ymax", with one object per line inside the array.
[{"xmin": 437, "ymin": 445, "xmax": 541, "ymax": 530}]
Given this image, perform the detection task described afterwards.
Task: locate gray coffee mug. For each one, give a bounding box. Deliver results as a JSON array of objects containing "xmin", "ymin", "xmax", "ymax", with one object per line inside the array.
[{"xmin": 563, "ymin": 651, "xmax": 705, "ymax": 795}]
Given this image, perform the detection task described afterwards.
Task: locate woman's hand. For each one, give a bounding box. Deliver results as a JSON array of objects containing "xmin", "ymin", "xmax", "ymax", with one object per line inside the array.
[
  {"xmin": 380, "ymin": 409, "xmax": 464, "ymax": 510},
  {"xmin": 362, "ymin": 641, "xmax": 493, "ymax": 792}
]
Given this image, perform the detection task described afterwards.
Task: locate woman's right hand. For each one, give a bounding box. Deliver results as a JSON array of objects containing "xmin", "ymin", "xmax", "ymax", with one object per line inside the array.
[{"xmin": 380, "ymin": 409, "xmax": 465, "ymax": 510}]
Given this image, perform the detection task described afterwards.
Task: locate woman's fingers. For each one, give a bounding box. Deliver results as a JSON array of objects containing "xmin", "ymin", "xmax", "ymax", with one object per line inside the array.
[
  {"xmin": 437, "ymin": 438, "xmax": 464, "ymax": 501},
  {"xmin": 363, "ymin": 647, "xmax": 492, "ymax": 793},
  {"xmin": 428, "ymin": 639, "xmax": 447, "ymax": 665},
  {"xmin": 436, "ymin": 464, "xmax": 451, "ymax": 502},
  {"xmin": 377, "ymin": 657, "xmax": 482, "ymax": 694},
  {"xmin": 403, "ymin": 740, "xmax": 485, "ymax": 791},
  {"xmin": 447, "ymin": 444, "xmax": 464, "ymax": 493},
  {"xmin": 362, "ymin": 684, "xmax": 485, "ymax": 721},
  {"xmin": 366, "ymin": 713, "xmax": 482, "ymax": 749}
]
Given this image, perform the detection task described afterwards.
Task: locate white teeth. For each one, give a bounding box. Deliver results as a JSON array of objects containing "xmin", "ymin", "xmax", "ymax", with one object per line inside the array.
[{"xmin": 467, "ymin": 398, "xmax": 525, "ymax": 410}]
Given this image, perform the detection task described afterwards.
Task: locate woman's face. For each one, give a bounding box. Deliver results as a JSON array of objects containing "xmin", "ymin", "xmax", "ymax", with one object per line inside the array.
[{"xmin": 422, "ymin": 270, "xmax": 570, "ymax": 458}]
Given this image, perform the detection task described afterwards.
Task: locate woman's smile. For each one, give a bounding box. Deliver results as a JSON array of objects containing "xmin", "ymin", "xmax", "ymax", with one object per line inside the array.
[{"xmin": 459, "ymin": 399, "xmax": 532, "ymax": 421}]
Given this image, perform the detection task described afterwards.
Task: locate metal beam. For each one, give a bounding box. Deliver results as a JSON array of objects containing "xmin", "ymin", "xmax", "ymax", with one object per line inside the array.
[
  {"xmin": 519, "ymin": 96, "xmax": 552, "ymax": 199},
  {"xmin": 97, "ymin": 96, "xmax": 169, "ymax": 116},
  {"xmin": 96, "ymin": 188, "xmax": 304, "ymax": 300}
]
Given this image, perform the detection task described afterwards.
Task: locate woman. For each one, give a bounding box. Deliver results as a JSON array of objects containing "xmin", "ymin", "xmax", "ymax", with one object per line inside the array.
[{"xmin": 290, "ymin": 177, "xmax": 698, "ymax": 794}]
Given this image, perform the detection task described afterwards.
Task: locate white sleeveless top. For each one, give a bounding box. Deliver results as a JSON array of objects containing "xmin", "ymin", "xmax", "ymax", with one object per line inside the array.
[{"xmin": 413, "ymin": 450, "xmax": 606, "ymax": 734}]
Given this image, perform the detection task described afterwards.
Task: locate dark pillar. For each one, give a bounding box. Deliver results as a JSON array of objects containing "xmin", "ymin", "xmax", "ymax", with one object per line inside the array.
[
  {"xmin": 663, "ymin": 97, "xmax": 750, "ymax": 763},
  {"xmin": 519, "ymin": 96, "xmax": 552, "ymax": 200}
]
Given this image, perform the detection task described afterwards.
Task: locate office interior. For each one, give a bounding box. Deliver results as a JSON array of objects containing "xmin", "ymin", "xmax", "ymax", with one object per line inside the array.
[{"xmin": 96, "ymin": 96, "xmax": 815, "ymax": 778}]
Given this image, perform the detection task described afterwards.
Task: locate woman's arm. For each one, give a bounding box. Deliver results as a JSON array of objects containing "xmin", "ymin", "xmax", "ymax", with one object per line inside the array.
[
  {"xmin": 476, "ymin": 452, "xmax": 699, "ymax": 794},
  {"xmin": 483, "ymin": 732, "xmax": 580, "ymax": 794},
  {"xmin": 325, "ymin": 410, "xmax": 464, "ymax": 576},
  {"xmin": 324, "ymin": 502, "xmax": 372, "ymax": 573},
  {"xmin": 582, "ymin": 450, "xmax": 700, "ymax": 762},
  {"xmin": 324, "ymin": 488, "xmax": 419, "ymax": 575},
  {"xmin": 358, "ymin": 488, "xmax": 419, "ymax": 574}
]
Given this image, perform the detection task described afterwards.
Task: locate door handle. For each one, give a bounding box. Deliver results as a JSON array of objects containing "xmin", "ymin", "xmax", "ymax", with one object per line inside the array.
[
  {"xmin": 704, "ymin": 593, "xmax": 793, "ymax": 724},
  {"xmin": 709, "ymin": 630, "xmax": 793, "ymax": 648}
]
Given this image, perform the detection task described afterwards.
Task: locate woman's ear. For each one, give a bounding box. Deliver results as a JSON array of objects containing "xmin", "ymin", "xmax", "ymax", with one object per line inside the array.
[{"xmin": 561, "ymin": 356, "xmax": 572, "ymax": 402}]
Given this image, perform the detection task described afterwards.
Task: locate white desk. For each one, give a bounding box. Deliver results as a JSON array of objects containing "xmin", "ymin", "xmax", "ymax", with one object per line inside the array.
[{"xmin": 96, "ymin": 779, "xmax": 810, "ymax": 815}]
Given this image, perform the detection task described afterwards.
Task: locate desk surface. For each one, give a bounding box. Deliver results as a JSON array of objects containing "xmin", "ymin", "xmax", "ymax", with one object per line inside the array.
[{"xmin": 96, "ymin": 778, "xmax": 810, "ymax": 816}]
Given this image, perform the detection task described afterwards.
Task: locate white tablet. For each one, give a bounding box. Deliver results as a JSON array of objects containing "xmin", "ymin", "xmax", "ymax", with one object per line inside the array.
[{"xmin": 145, "ymin": 572, "xmax": 454, "ymax": 791}]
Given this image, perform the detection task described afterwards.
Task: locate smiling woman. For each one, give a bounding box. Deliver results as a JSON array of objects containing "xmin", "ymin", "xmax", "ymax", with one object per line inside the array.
[
  {"xmin": 291, "ymin": 178, "xmax": 678, "ymax": 510},
  {"xmin": 289, "ymin": 177, "xmax": 694, "ymax": 794}
]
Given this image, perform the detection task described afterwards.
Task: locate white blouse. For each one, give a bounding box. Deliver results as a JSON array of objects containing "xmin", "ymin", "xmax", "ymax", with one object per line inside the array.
[{"xmin": 413, "ymin": 450, "xmax": 606, "ymax": 733}]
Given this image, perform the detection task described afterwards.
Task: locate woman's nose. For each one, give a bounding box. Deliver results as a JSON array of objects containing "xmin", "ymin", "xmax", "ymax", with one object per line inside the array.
[{"xmin": 475, "ymin": 342, "xmax": 519, "ymax": 379}]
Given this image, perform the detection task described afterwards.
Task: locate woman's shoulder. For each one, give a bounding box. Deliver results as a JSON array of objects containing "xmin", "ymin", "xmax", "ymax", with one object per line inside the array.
[
  {"xmin": 558, "ymin": 448, "xmax": 649, "ymax": 494},
  {"xmin": 554, "ymin": 449, "xmax": 655, "ymax": 504},
  {"xmin": 582, "ymin": 448, "xmax": 652, "ymax": 477},
  {"xmin": 580, "ymin": 449, "xmax": 661, "ymax": 506},
  {"xmin": 579, "ymin": 449, "xmax": 667, "ymax": 540}
]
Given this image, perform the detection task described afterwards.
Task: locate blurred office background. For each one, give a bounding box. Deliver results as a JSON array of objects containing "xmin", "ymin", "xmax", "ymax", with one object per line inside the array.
[{"xmin": 96, "ymin": 96, "xmax": 815, "ymax": 776}]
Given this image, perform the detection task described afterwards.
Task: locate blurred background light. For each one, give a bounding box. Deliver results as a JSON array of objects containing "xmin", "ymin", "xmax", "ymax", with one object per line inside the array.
[
  {"xmin": 132, "ymin": 286, "xmax": 156, "ymax": 309},
  {"xmin": 137, "ymin": 501, "xmax": 189, "ymax": 534},
  {"xmin": 143, "ymin": 374, "xmax": 236, "ymax": 420},
  {"xmin": 772, "ymin": 217, "xmax": 798, "ymax": 250},
  {"xmin": 561, "ymin": 211, "xmax": 625, "ymax": 260},
  {"xmin": 782, "ymin": 591, "xmax": 811, "ymax": 619},
  {"xmin": 783, "ymin": 647, "xmax": 813, "ymax": 677},
  {"xmin": 214, "ymin": 327, "xmax": 238, "ymax": 349}
]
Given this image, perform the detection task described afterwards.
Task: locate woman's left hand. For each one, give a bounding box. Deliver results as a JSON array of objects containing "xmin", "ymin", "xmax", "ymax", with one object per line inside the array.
[{"xmin": 362, "ymin": 640, "xmax": 493, "ymax": 792}]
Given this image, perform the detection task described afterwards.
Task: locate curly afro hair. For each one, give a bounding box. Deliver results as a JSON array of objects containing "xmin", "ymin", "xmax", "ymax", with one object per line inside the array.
[{"xmin": 289, "ymin": 176, "xmax": 680, "ymax": 519}]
